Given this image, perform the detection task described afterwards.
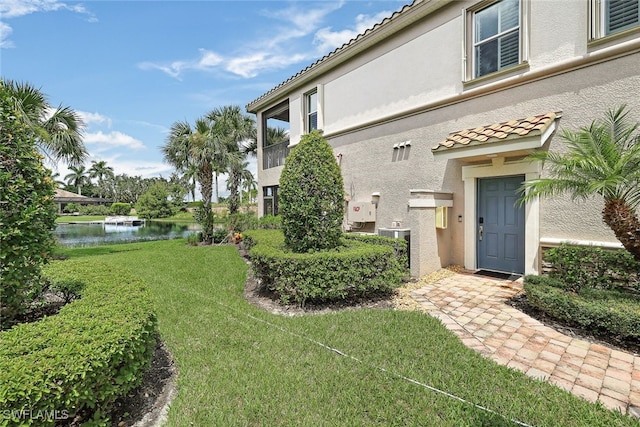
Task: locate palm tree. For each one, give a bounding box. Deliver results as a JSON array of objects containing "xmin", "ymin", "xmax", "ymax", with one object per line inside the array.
[
  {"xmin": 88, "ymin": 160, "xmax": 114, "ymax": 199},
  {"xmin": 241, "ymin": 169, "xmax": 257, "ymax": 204},
  {"xmin": 162, "ymin": 117, "xmax": 224, "ymax": 244},
  {"xmin": 207, "ymin": 105, "xmax": 255, "ymax": 205},
  {"xmin": 519, "ymin": 106, "xmax": 640, "ymax": 261},
  {"xmin": 4, "ymin": 79, "xmax": 87, "ymax": 166},
  {"xmin": 64, "ymin": 165, "xmax": 89, "ymax": 196},
  {"xmin": 243, "ymin": 125, "xmax": 289, "ymax": 157}
]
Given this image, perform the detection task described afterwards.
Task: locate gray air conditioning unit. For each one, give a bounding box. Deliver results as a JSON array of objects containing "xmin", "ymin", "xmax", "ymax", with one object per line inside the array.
[{"xmin": 378, "ymin": 228, "xmax": 410, "ymax": 269}]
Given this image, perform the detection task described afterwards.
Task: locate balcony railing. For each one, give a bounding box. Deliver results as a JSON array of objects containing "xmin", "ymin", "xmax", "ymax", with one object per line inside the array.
[{"xmin": 262, "ymin": 141, "xmax": 290, "ymax": 169}]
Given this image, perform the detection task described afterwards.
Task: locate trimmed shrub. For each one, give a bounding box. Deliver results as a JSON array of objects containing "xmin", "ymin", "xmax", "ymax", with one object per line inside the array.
[
  {"xmin": 343, "ymin": 233, "xmax": 409, "ymax": 270},
  {"xmin": 279, "ymin": 131, "xmax": 344, "ymax": 252},
  {"xmin": 109, "ymin": 202, "xmax": 132, "ymax": 216},
  {"xmin": 0, "ymin": 260, "xmax": 156, "ymax": 425},
  {"xmin": 78, "ymin": 204, "xmax": 110, "ymax": 216},
  {"xmin": 544, "ymin": 244, "xmax": 640, "ymax": 293},
  {"xmin": 245, "ymin": 230, "xmax": 405, "ymax": 305},
  {"xmin": 524, "ymin": 276, "xmax": 640, "ymax": 340},
  {"xmin": 0, "ymin": 88, "xmax": 57, "ymax": 325}
]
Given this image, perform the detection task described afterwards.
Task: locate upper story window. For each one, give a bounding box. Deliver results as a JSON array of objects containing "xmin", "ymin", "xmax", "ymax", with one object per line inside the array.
[
  {"xmin": 306, "ymin": 90, "xmax": 318, "ymax": 132},
  {"xmin": 472, "ymin": 0, "xmax": 521, "ymax": 79},
  {"xmin": 591, "ymin": 0, "xmax": 640, "ymax": 40}
]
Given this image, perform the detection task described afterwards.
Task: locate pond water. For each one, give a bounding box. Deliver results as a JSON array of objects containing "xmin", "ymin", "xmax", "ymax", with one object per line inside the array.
[{"xmin": 55, "ymin": 221, "xmax": 201, "ymax": 247}]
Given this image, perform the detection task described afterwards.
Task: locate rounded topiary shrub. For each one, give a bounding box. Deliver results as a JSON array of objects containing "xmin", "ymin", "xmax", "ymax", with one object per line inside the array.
[{"xmin": 279, "ymin": 131, "xmax": 344, "ymax": 252}]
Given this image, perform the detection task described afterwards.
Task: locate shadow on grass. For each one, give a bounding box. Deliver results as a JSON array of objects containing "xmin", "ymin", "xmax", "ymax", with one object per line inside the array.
[{"xmin": 53, "ymin": 244, "xmax": 143, "ymax": 260}]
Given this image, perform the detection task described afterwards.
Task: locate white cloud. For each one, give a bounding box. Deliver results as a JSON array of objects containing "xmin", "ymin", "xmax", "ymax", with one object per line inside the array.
[
  {"xmin": 84, "ymin": 131, "xmax": 145, "ymax": 151},
  {"xmin": 313, "ymin": 11, "xmax": 392, "ymax": 54},
  {"xmin": 0, "ymin": 22, "xmax": 14, "ymax": 48},
  {"xmin": 226, "ymin": 52, "xmax": 307, "ymax": 79},
  {"xmin": 78, "ymin": 111, "xmax": 112, "ymax": 128},
  {"xmin": 0, "ymin": 0, "xmax": 96, "ymax": 48},
  {"xmin": 138, "ymin": 49, "xmax": 223, "ymax": 80}
]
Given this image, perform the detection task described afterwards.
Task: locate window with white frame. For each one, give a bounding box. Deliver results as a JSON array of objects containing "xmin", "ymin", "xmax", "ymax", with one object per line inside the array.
[
  {"xmin": 471, "ymin": 0, "xmax": 521, "ymax": 79},
  {"xmin": 592, "ymin": 0, "xmax": 640, "ymax": 39},
  {"xmin": 306, "ymin": 90, "xmax": 318, "ymax": 132}
]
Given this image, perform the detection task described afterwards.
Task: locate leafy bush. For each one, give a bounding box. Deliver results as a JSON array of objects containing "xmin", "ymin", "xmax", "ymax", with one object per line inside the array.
[
  {"xmin": 524, "ymin": 276, "xmax": 640, "ymax": 340},
  {"xmin": 245, "ymin": 229, "xmax": 405, "ymax": 305},
  {"xmin": 136, "ymin": 182, "xmax": 174, "ymax": 219},
  {"xmin": 78, "ymin": 204, "xmax": 110, "ymax": 216},
  {"xmin": 49, "ymin": 277, "xmax": 84, "ymax": 304},
  {"xmin": 227, "ymin": 212, "xmax": 259, "ymax": 233},
  {"xmin": 0, "ymin": 260, "xmax": 156, "ymax": 426},
  {"xmin": 258, "ymin": 214, "xmax": 281, "ymax": 229},
  {"xmin": 279, "ymin": 131, "xmax": 344, "ymax": 252},
  {"xmin": 109, "ymin": 202, "xmax": 132, "ymax": 216},
  {"xmin": 186, "ymin": 232, "xmax": 202, "ymax": 246},
  {"xmin": 213, "ymin": 228, "xmax": 230, "ymax": 244},
  {"xmin": 63, "ymin": 202, "xmax": 80, "ymax": 213},
  {"xmin": 344, "ymin": 233, "xmax": 409, "ymax": 270},
  {"xmin": 0, "ymin": 87, "xmax": 58, "ymax": 325},
  {"xmin": 544, "ymin": 244, "xmax": 640, "ymax": 293}
]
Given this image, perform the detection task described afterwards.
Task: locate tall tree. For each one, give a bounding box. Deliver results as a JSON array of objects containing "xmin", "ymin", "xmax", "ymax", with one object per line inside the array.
[
  {"xmin": 88, "ymin": 160, "xmax": 114, "ymax": 199},
  {"xmin": 64, "ymin": 165, "xmax": 89, "ymax": 196},
  {"xmin": 241, "ymin": 167, "xmax": 256, "ymax": 204},
  {"xmin": 162, "ymin": 117, "xmax": 223, "ymax": 244},
  {"xmin": 4, "ymin": 79, "xmax": 87, "ymax": 166},
  {"xmin": 208, "ymin": 105, "xmax": 255, "ymax": 214},
  {"xmin": 519, "ymin": 106, "xmax": 640, "ymax": 261}
]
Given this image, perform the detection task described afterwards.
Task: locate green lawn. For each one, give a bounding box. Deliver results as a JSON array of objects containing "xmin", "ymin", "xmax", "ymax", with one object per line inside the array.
[
  {"xmin": 56, "ymin": 215, "xmax": 105, "ymax": 223},
  {"xmin": 55, "ymin": 240, "xmax": 639, "ymax": 426}
]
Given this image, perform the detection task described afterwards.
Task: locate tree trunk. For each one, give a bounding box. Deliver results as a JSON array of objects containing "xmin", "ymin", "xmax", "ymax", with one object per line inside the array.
[
  {"xmin": 602, "ymin": 198, "xmax": 640, "ymax": 261},
  {"xmin": 198, "ymin": 163, "xmax": 214, "ymax": 245}
]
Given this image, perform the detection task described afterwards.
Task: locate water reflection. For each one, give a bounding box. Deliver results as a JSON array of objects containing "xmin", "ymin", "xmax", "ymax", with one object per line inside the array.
[{"xmin": 55, "ymin": 221, "xmax": 201, "ymax": 247}]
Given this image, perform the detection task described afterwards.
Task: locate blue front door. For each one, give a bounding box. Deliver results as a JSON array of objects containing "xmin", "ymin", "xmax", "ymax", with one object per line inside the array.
[{"xmin": 477, "ymin": 175, "xmax": 525, "ymax": 274}]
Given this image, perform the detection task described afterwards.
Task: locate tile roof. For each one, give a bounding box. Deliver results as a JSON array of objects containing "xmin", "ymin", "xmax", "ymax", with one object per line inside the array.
[{"xmin": 431, "ymin": 112, "xmax": 558, "ymax": 152}]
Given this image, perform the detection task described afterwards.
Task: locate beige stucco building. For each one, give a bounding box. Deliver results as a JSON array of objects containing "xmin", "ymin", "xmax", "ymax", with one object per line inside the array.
[{"xmin": 246, "ymin": 0, "xmax": 640, "ymax": 278}]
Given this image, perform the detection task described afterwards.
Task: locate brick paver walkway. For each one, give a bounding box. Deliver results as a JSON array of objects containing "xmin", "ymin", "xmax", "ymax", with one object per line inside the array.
[{"xmin": 409, "ymin": 273, "xmax": 640, "ymax": 418}]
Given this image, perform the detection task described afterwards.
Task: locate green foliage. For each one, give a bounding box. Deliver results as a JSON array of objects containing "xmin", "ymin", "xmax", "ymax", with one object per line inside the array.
[
  {"xmin": 0, "ymin": 260, "xmax": 156, "ymax": 426},
  {"xmin": 227, "ymin": 212, "xmax": 259, "ymax": 233},
  {"xmin": 213, "ymin": 228, "xmax": 229, "ymax": 244},
  {"xmin": 78, "ymin": 204, "xmax": 110, "ymax": 216},
  {"xmin": 279, "ymin": 131, "xmax": 344, "ymax": 252},
  {"xmin": 0, "ymin": 84, "xmax": 58, "ymax": 324},
  {"xmin": 245, "ymin": 230, "xmax": 405, "ymax": 305},
  {"xmin": 109, "ymin": 202, "xmax": 131, "ymax": 216},
  {"xmin": 258, "ymin": 214, "xmax": 281, "ymax": 229},
  {"xmin": 524, "ymin": 276, "xmax": 640, "ymax": 340},
  {"xmin": 543, "ymin": 244, "xmax": 640, "ymax": 293},
  {"xmin": 186, "ymin": 232, "xmax": 202, "ymax": 246},
  {"xmin": 63, "ymin": 202, "xmax": 80, "ymax": 213},
  {"xmin": 343, "ymin": 233, "xmax": 409, "ymax": 270},
  {"xmin": 193, "ymin": 202, "xmax": 215, "ymax": 244},
  {"xmin": 135, "ymin": 182, "xmax": 174, "ymax": 219}
]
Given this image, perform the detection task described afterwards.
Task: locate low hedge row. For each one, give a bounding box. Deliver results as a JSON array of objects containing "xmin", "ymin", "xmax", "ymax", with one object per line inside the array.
[
  {"xmin": 244, "ymin": 230, "xmax": 407, "ymax": 305},
  {"xmin": 543, "ymin": 244, "xmax": 640, "ymax": 293},
  {"xmin": 524, "ymin": 275, "xmax": 640, "ymax": 340},
  {"xmin": 0, "ymin": 260, "xmax": 156, "ymax": 426}
]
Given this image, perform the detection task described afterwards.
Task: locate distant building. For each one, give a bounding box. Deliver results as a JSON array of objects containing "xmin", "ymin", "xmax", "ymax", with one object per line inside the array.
[
  {"xmin": 247, "ymin": 0, "xmax": 639, "ymax": 277},
  {"xmin": 54, "ymin": 189, "xmax": 110, "ymax": 213}
]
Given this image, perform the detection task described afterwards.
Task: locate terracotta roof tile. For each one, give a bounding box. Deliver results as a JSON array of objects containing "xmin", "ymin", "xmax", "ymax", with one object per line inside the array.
[{"xmin": 432, "ymin": 112, "xmax": 558, "ymax": 153}]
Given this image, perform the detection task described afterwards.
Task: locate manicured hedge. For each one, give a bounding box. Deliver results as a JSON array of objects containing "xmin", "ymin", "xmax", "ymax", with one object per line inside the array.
[
  {"xmin": 0, "ymin": 260, "xmax": 156, "ymax": 426},
  {"xmin": 244, "ymin": 229, "xmax": 407, "ymax": 305},
  {"xmin": 524, "ymin": 275, "xmax": 640, "ymax": 340},
  {"xmin": 543, "ymin": 244, "xmax": 640, "ymax": 293}
]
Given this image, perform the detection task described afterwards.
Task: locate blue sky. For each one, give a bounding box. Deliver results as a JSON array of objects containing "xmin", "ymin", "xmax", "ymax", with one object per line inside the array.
[{"xmin": 1, "ymin": 0, "xmax": 405, "ymax": 196}]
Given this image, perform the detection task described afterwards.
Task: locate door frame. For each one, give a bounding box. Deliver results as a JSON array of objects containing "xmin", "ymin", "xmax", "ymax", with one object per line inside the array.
[{"xmin": 462, "ymin": 159, "xmax": 541, "ymax": 275}]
